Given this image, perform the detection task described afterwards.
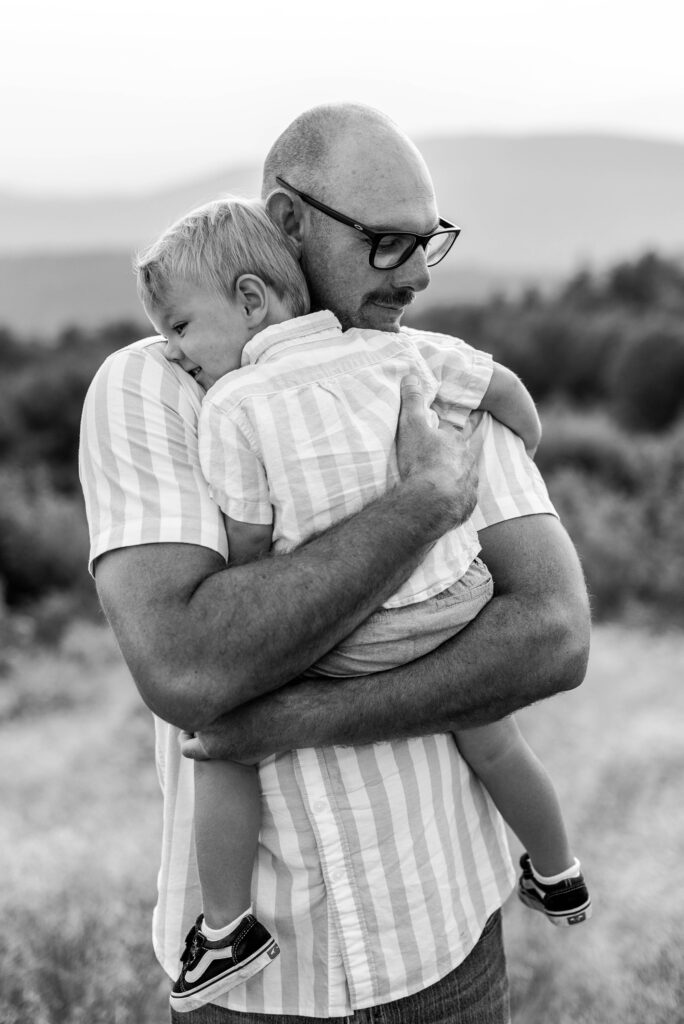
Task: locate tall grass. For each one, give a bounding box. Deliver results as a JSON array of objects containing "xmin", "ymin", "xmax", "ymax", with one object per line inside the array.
[
  {"xmin": 3, "ymin": 623, "xmax": 683, "ymax": 1022},
  {"xmin": 1, "ymin": 624, "xmax": 167, "ymax": 1024},
  {"xmin": 505, "ymin": 626, "xmax": 684, "ymax": 1023}
]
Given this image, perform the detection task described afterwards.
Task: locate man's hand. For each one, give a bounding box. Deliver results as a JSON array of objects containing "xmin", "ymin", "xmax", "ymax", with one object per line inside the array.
[
  {"xmin": 182, "ymin": 721, "xmax": 268, "ymax": 764},
  {"xmin": 179, "ymin": 729, "xmax": 264, "ymax": 766},
  {"xmin": 179, "ymin": 730, "xmax": 211, "ymax": 761},
  {"xmin": 396, "ymin": 375, "xmax": 478, "ymax": 528}
]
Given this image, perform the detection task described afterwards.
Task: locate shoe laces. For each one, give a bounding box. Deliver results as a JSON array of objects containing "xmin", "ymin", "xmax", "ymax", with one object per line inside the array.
[{"xmin": 181, "ymin": 926, "xmax": 206, "ymax": 968}]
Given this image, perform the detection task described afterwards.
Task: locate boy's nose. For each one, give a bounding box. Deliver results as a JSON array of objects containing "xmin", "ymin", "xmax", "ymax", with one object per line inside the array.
[{"xmin": 163, "ymin": 337, "xmax": 182, "ymax": 362}]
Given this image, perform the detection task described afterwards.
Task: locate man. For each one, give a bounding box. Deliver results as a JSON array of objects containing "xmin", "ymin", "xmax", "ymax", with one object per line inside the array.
[{"xmin": 80, "ymin": 103, "xmax": 590, "ymax": 1023}]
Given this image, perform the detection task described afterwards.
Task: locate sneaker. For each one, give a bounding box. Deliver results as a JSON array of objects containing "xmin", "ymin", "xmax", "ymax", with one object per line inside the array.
[
  {"xmin": 517, "ymin": 852, "xmax": 592, "ymax": 927},
  {"xmin": 170, "ymin": 913, "xmax": 280, "ymax": 1014}
]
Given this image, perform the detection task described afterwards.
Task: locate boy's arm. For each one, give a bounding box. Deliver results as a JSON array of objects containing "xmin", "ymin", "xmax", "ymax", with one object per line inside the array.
[
  {"xmin": 479, "ymin": 363, "xmax": 542, "ymax": 456},
  {"xmin": 411, "ymin": 330, "xmax": 540, "ymax": 455},
  {"xmin": 198, "ymin": 406, "xmax": 275, "ymax": 567}
]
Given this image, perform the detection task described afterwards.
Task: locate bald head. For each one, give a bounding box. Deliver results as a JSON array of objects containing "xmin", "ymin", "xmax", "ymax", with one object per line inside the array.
[
  {"xmin": 261, "ymin": 103, "xmax": 440, "ymax": 332},
  {"xmin": 261, "ymin": 102, "xmax": 435, "ymax": 217}
]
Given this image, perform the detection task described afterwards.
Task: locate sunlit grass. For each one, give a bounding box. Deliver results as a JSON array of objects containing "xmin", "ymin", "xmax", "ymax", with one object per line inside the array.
[
  {"xmin": 1, "ymin": 624, "xmax": 168, "ymax": 1024},
  {"xmin": 505, "ymin": 625, "xmax": 684, "ymax": 1023},
  {"xmin": 3, "ymin": 622, "xmax": 683, "ymax": 1022}
]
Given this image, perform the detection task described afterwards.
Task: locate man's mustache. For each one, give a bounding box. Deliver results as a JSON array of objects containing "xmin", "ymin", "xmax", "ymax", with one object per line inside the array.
[{"xmin": 366, "ymin": 289, "xmax": 415, "ymax": 308}]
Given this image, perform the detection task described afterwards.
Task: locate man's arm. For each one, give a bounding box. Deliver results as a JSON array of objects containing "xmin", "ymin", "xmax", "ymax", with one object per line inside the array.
[
  {"xmin": 189, "ymin": 512, "xmax": 590, "ymax": 761},
  {"xmin": 95, "ymin": 377, "xmax": 478, "ymax": 733}
]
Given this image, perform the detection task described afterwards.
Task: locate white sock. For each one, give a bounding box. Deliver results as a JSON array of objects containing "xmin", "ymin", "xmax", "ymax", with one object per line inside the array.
[
  {"xmin": 530, "ymin": 857, "xmax": 581, "ymax": 885},
  {"xmin": 203, "ymin": 906, "xmax": 253, "ymax": 941}
]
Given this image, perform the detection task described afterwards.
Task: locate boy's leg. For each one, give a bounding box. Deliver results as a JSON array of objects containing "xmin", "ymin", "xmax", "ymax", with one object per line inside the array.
[
  {"xmin": 170, "ymin": 761, "xmax": 279, "ymax": 1014},
  {"xmin": 193, "ymin": 760, "xmax": 260, "ymax": 928},
  {"xmin": 456, "ymin": 716, "xmax": 573, "ymax": 876},
  {"xmin": 455, "ymin": 717, "xmax": 591, "ymax": 925}
]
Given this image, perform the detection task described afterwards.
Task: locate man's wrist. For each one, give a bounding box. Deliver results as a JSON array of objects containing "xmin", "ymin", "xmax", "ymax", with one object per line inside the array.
[{"xmin": 396, "ymin": 466, "xmax": 477, "ymax": 539}]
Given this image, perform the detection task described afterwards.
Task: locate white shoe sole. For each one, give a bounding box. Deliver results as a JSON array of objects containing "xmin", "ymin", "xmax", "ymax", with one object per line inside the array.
[
  {"xmin": 170, "ymin": 938, "xmax": 280, "ymax": 1013},
  {"xmin": 518, "ymin": 886, "xmax": 593, "ymax": 926}
]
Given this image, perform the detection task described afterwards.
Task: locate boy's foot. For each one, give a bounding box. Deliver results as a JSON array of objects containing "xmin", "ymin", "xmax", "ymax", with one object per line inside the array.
[
  {"xmin": 517, "ymin": 852, "xmax": 592, "ymax": 926},
  {"xmin": 170, "ymin": 913, "xmax": 280, "ymax": 1013}
]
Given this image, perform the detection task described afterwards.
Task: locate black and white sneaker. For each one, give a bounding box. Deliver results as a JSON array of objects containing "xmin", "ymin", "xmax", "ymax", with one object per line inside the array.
[
  {"xmin": 170, "ymin": 913, "xmax": 280, "ymax": 1013},
  {"xmin": 517, "ymin": 852, "xmax": 592, "ymax": 927}
]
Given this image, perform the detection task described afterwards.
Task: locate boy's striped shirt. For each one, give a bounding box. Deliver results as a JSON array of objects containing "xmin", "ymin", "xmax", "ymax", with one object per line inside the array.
[{"xmin": 199, "ymin": 311, "xmax": 492, "ymax": 607}]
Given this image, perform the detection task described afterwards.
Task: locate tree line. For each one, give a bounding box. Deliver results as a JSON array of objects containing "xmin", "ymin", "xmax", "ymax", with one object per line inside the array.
[{"xmin": 1, "ymin": 252, "xmax": 683, "ymax": 640}]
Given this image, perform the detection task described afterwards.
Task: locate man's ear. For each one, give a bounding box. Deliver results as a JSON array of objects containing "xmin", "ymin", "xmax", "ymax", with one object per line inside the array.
[
  {"xmin": 235, "ymin": 275, "xmax": 269, "ymax": 325},
  {"xmin": 265, "ymin": 189, "xmax": 304, "ymax": 257}
]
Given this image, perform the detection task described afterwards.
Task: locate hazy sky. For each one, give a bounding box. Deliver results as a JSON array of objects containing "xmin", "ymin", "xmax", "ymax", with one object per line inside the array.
[{"xmin": 4, "ymin": 0, "xmax": 683, "ymax": 195}]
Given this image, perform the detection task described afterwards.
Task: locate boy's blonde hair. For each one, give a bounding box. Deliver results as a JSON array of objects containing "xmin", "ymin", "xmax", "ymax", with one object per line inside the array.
[{"xmin": 134, "ymin": 196, "xmax": 309, "ymax": 317}]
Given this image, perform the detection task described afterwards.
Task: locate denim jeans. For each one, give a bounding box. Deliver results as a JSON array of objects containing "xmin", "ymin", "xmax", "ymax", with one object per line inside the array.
[{"xmin": 169, "ymin": 909, "xmax": 510, "ymax": 1024}]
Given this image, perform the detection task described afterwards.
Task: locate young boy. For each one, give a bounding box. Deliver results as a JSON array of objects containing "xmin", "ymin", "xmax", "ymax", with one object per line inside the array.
[{"xmin": 135, "ymin": 198, "xmax": 592, "ymax": 1014}]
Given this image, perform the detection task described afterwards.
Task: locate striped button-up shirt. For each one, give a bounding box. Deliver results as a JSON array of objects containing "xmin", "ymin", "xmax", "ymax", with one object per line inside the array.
[
  {"xmin": 199, "ymin": 311, "xmax": 493, "ymax": 607},
  {"xmin": 79, "ymin": 321, "xmax": 557, "ymax": 1017}
]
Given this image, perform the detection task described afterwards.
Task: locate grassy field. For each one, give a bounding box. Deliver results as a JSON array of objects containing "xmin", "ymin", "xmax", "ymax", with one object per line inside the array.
[{"xmin": 2, "ymin": 621, "xmax": 683, "ymax": 1023}]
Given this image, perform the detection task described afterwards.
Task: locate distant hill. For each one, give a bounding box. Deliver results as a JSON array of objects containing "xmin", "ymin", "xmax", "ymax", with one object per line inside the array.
[
  {"xmin": 2, "ymin": 134, "xmax": 683, "ymax": 335},
  {"xmin": 0, "ymin": 252, "xmax": 147, "ymax": 337}
]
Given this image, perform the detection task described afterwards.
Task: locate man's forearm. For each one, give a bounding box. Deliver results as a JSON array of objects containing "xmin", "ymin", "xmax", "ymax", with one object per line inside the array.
[
  {"xmin": 195, "ymin": 515, "xmax": 590, "ymax": 760},
  {"xmin": 98, "ymin": 479, "xmax": 473, "ymax": 732}
]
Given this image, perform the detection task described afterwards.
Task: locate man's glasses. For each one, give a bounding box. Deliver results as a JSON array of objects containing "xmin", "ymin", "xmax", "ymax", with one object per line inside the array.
[{"xmin": 275, "ymin": 176, "xmax": 460, "ymax": 270}]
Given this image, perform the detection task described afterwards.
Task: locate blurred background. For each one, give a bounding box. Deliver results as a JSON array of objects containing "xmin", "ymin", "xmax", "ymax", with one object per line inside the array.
[{"xmin": 2, "ymin": 1, "xmax": 683, "ymax": 1022}]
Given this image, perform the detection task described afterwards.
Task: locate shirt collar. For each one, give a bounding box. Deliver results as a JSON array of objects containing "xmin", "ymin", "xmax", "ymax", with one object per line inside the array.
[{"xmin": 242, "ymin": 310, "xmax": 343, "ymax": 366}]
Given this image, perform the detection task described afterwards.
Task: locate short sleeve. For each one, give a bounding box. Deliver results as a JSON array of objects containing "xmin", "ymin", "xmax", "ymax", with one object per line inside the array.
[
  {"xmin": 79, "ymin": 341, "xmax": 228, "ymax": 574},
  {"xmin": 467, "ymin": 411, "xmax": 558, "ymax": 532},
  {"xmin": 198, "ymin": 400, "xmax": 273, "ymax": 526},
  {"xmin": 405, "ymin": 328, "xmax": 493, "ymax": 428}
]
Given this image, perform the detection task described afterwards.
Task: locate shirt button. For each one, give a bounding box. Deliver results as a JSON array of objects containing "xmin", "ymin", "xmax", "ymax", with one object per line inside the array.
[{"xmin": 313, "ymin": 800, "xmax": 326, "ymax": 812}]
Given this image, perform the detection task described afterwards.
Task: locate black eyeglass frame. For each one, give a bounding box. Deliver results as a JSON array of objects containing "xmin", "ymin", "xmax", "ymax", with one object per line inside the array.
[{"xmin": 275, "ymin": 175, "xmax": 460, "ymax": 270}]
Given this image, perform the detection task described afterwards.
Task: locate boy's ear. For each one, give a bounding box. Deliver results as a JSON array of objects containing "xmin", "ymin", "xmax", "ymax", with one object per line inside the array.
[
  {"xmin": 235, "ymin": 275, "xmax": 269, "ymax": 322},
  {"xmin": 265, "ymin": 189, "xmax": 304, "ymax": 256}
]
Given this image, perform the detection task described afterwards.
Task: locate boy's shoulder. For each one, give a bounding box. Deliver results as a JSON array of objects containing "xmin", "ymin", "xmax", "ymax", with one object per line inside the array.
[
  {"xmin": 398, "ymin": 325, "xmax": 472, "ymax": 349},
  {"xmin": 347, "ymin": 323, "xmax": 473, "ymax": 353}
]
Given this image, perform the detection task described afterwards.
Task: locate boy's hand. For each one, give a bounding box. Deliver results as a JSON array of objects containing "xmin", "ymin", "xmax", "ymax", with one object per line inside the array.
[{"xmin": 396, "ymin": 375, "xmax": 478, "ymax": 528}]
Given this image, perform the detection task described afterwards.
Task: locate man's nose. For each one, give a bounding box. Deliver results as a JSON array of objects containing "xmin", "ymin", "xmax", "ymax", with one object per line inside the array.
[{"xmin": 390, "ymin": 244, "xmax": 431, "ymax": 294}]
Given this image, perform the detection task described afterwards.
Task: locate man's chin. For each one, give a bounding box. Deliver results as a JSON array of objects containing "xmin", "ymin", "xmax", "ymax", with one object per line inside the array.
[{"xmin": 362, "ymin": 302, "xmax": 405, "ymax": 332}]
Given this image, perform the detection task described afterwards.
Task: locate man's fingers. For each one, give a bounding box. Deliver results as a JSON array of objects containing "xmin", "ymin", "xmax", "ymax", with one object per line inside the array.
[
  {"xmin": 437, "ymin": 418, "xmax": 461, "ymax": 437},
  {"xmin": 399, "ymin": 374, "xmax": 425, "ymax": 413},
  {"xmin": 178, "ymin": 729, "xmax": 211, "ymax": 760},
  {"xmin": 181, "ymin": 737, "xmax": 210, "ymax": 760}
]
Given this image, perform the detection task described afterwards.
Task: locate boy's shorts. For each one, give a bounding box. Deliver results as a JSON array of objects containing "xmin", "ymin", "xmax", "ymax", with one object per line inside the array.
[{"xmin": 309, "ymin": 557, "xmax": 493, "ymax": 678}]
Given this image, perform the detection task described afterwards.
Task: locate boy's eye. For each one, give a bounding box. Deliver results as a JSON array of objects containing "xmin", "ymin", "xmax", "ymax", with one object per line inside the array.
[{"xmin": 173, "ymin": 322, "xmax": 187, "ymax": 335}]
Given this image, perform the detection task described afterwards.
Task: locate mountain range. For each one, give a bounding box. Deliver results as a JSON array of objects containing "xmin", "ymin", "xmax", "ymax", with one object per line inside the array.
[{"xmin": 2, "ymin": 134, "xmax": 683, "ymax": 335}]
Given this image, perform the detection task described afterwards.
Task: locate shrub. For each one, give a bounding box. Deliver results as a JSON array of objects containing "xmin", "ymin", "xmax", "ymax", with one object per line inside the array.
[
  {"xmin": 611, "ymin": 325, "xmax": 684, "ymax": 432},
  {"xmin": 542, "ymin": 414, "xmax": 684, "ymax": 622},
  {"xmin": 0, "ymin": 469, "xmax": 91, "ymax": 607},
  {"xmin": 537, "ymin": 406, "xmax": 644, "ymax": 492}
]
